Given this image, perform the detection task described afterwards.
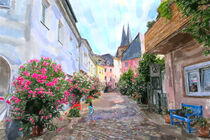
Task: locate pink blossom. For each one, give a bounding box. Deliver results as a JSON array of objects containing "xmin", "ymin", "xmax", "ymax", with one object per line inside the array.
[
  {"xmin": 50, "ymin": 115, "xmax": 52, "ymax": 118},
  {"xmin": 19, "ymin": 128, "xmax": 23, "ymax": 131},
  {"xmin": 41, "ymin": 116, "xmax": 44, "ymax": 119},
  {"xmin": 20, "ymin": 65, "xmax": 24, "ymax": 68},
  {"xmin": 0, "ymin": 97, "xmax": 4, "ymax": 101},
  {"xmin": 59, "ymin": 117, "xmax": 63, "ymax": 121},
  {"xmin": 28, "ymin": 90, "xmax": 33, "ymax": 94},
  {"xmin": 57, "ymin": 128, "xmax": 62, "ymax": 133},
  {"xmin": 6, "ymin": 100, "xmax": 11, "ymax": 105},
  {"xmin": 57, "ymin": 86, "xmax": 60, "ymax": 90},
  {"xmin": 40, "ymin": 87, "xmax": 44, "ymax": 90},
  {"xmin": 46, "ymin": 116, "xmax": 49, "ymax": 119}
]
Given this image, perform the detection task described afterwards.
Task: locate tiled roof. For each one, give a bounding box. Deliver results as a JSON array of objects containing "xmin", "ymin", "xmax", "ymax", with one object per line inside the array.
[
  {"xmin": 122, "ymin": 33, "xmax": 141, "ymax": 61},
  {"xmin": 101, "ymin": 54, "xmax": 114, "ymax": 66}
]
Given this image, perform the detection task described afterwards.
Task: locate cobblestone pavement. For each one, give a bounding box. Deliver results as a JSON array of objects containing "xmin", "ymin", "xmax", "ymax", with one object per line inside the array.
[{"xmin": 50, "ymin": 92, "xmax": 206, "ymax": 140}]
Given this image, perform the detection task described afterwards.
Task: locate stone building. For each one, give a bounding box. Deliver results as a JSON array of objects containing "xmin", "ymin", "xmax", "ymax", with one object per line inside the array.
[
  {"xmin": 0, "ymin": 0, "xmax": 82, "ymax": 120},
  {"xmin": 145, "ymin": 2, "xmax": 210, "ymax": 118}
]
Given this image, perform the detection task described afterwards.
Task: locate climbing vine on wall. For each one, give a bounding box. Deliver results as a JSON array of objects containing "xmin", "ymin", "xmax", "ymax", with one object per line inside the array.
[
  {"xmin": 157, "ymin": 0, "xmax": 172, "ymax": 21},
  {"xmin": 174, "ymin": 0, "xmax": 210, "ymax": 55}
]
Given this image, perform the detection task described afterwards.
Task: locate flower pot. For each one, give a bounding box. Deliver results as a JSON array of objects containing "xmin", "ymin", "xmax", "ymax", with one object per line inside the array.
[
  {"xmin": 165, "ymin": 115, "xmax": 171, "ymax": 124},
  {"xmin": 32, "ymin": 126, "xmax": 43, "ymax": 136},
  {"xmin": 197, "ymin": 127, "xmax": 209, "ymax": 137}
]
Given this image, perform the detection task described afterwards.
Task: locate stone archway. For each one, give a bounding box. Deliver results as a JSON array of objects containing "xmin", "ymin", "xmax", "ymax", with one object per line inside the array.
[{"xmin": 0, "ymin": 56, "xmax": 10, "ymax": 97}]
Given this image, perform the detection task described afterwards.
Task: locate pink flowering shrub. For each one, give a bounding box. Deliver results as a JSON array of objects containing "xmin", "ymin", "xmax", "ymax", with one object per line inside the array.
[
  {"xmin": 9, "ymin": 57, "xmax": 70, "ymax": 134},
  {"xmin": 89, "ymin": 76, "xmax": 105, "ymax": 99},
  {"xmin": 67, "ymin": 72, "xmax": 92, "ymax": 104}
]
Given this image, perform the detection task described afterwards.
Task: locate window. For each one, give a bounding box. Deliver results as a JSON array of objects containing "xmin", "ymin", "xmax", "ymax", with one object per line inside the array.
[
  {"xmin": 110, "ymin": 69, "xmax": 112, "ymax": 73},
  {"xmin": 41, "ymin": 3, "xmax": 47, "ymax": 24},
  {"xmin": 184, "ymin": 61, "xmax": 210, "ymax": 96},
  {"xmin": 105, "ymin": 76, "xmax": 106, "ymax": 81},
  {"xmin": 110, "ymin": 77, "xmax": 112, "ymax": 81},
  {"xmin": 0, "ymin": 0, "xmax": 10, "ymax": 8},
  {"xmin": 125, "ymin": 62, "xmax": 128, "ymax": 67},
  {"xmin": 105, "ymin": 68, "xmax": 106, "ymax": 72},
  {"xmin": 58, "ymin": 21, "xmax": 64, "ymax": 45}
]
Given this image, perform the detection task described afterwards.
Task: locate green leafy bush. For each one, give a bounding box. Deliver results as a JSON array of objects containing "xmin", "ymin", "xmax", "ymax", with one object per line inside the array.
[
  {"xmin": 118, "ymin": 69, "xmax": 134, "ymax": 96},
  {"xmin": 67, "ymin": 104, "xmax": 81, "ymax": 118},
  {"xmin": 174, "ymin": 0, "xmax": 210, "ymax": 55},
  {"xmin": 157, "ymin": 0, "xmax": 172, "ymax": 21}
]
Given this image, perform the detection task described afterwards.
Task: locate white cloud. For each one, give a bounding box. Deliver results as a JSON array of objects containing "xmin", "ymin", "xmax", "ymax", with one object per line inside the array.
[{"xmin": 69, "ymin": 0, "xmax": 160, "ymax": 55}]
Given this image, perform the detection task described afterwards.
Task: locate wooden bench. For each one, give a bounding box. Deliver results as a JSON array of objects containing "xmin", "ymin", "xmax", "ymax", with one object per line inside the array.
[{"xmin": 169, "ymin": 103, "xmax": 203, "ymax": 133}]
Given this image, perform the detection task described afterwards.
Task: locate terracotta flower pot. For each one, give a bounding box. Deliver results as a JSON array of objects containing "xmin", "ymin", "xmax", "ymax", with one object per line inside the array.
[
  {"xmin": 32, "ymin": 126, "xmax": 43, "ymax": 136},
  {"xmin": 165, "ymin": 115, "xmax": 171, "ymax": 124},
  {"xmin": 197, "ymin": 127, "xmax": 209, "ymax": 137}
]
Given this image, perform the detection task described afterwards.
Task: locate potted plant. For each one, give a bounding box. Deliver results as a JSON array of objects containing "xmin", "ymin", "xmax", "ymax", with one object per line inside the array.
[
  {"xmin": 164, "ymin": 109, "xmax": 171, "ymax": 124},
  {"xmin": 194, "ymin": 117, "xmax": 209, "ymax": 137},
  {"xmin": 9, "ymin": 57, "xmax": 71, "ymax": 136}
]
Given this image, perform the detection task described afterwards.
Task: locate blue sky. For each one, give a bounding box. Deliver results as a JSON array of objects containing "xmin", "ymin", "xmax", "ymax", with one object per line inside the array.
[{"xmin": 69, "ymin": 0, "xmax": 160, "ymax": 55}]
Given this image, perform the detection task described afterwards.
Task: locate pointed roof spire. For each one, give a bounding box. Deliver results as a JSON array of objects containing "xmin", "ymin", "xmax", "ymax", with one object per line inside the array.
[
  {"xmin": 120, "ymin": 26, "xmax": 127, "ymax": 46},
  {"xmin": 127, "ymin": 24, "xmax": 132, "ymax": 44}
]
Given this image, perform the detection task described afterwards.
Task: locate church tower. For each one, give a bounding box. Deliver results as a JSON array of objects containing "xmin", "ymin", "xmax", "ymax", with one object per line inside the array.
[
  {"xmin": 126, "ymin": 24, "xmax": 132, "ymax": 45},
  {"xmin": 116, "ymin": 25, "xmax": 132, "ymax": 58},
  {"xmin": 120, "ymin": 26, "xmax": 127, "ymax": 46}
]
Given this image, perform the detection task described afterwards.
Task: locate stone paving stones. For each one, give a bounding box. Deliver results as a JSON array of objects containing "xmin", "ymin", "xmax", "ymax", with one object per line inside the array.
[{"xmin": 17, "ymin": 92, "xmax": 207, "ymax": 140}]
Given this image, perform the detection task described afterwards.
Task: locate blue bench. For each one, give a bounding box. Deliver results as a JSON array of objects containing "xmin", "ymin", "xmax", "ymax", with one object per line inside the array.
[{"xmin": 169, "ymin": 103, "xmax": 203, "ymax": 133}]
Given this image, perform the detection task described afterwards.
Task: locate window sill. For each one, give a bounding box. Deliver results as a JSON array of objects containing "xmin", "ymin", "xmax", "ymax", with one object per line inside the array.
[
  {"xmin": 0, "ymin": 5, "xmax": 10, "ymax": 9},
  {"xmin": 186, "ymin": 93, "xmax": 210, "ymax": 97},
  {"xmin": 58, "ymin": 40, "xmax": 63, "ymax": 46},
  {"xmin": 40, "ymin": 21, "xmax": 50, "ymax": 30}
]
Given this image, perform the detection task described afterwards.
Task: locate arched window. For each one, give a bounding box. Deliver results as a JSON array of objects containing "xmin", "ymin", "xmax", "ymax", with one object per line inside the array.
[{"xmin": 0, "ymin": 57, "xmax": 10, "ymax": 97}]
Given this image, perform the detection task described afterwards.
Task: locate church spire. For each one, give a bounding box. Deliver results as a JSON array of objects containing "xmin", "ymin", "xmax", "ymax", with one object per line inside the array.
[
  {"xmin": 127, "ymin": 24, "xmax": 132, "ymax": 44},
  {"xmin": 120, "ymin": 26, "xmax": 127, "ymax": 46}
]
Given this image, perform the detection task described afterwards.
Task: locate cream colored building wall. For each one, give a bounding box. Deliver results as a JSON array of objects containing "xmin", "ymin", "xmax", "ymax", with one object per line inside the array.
[{"xmin": 114, "ymin": 58, "xmax": 122, "ymax": 83}]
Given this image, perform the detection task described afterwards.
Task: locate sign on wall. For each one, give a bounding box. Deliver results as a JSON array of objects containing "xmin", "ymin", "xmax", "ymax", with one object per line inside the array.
[{"xmin": 150, "ymin": 64, "xmax": 161, "ymax": 77}]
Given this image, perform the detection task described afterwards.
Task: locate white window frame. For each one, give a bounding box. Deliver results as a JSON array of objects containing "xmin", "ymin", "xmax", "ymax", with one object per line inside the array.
[
  {"xmin": 0, "ymin": 0, "xmax": 10, "ymax": 8},
  {"xmin": 58, "ymin": 21, "xmax": 64, "ymax": 45},
  {"xmin": 184, "ymin": 61, "xmax": 210, "ymax": 96}
]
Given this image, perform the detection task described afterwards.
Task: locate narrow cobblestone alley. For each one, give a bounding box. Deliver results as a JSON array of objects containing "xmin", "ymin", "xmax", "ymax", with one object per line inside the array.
[{"xmin": 46, "ymin": 92, "xmax": 204, "ymax": 140}]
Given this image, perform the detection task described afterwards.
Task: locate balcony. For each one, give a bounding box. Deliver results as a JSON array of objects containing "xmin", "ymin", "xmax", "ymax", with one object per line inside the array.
[{"xmin": 145, "ymin": 2, "xmax": 192, "ymax": 54}]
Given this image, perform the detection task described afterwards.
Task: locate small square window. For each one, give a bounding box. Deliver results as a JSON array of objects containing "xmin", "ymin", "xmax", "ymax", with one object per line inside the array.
[
  {"xmin": 0, "ymin": 0, "xmax": 10, "ymax": 8},
  {"xmin": 105, "ymin": 68, "xmax": 106, "ymax": 72},
  {"xmin": 110, "ymin": 69, "xmax": 112, "ymax": 72},
  {"xmin": 125, "ymin": 62, "xmax": 128, "ymax": 67}
]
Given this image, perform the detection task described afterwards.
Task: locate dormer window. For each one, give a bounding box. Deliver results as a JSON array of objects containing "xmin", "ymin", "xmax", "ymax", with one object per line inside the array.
[{"xmin": 0, "ymin": 0, "xmax": 10, "ymax": 8}]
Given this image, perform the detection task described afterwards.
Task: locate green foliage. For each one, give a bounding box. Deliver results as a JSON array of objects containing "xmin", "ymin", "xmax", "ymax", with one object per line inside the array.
[
  {"xmin": 146, "ymin": 20, "xmax": 156, "ymax": 29},
  {"xmin": 157, "ymin": 0, "xmax": 172, "ymax": 21},
  {"xmin": 138, "ymin": 53, "xmax": 165, "ymax": 104},
  {"xmin": 118, "ymin": 69, "xmax": 134, "ymax": 96},
  {"xmin": 138, "ymin": 53, "xmax": 165, "ymax": 83},
  {"xmin": 174, "ymin": 0, "xmax": 210, "ymax": 55},
  {"xmin": 67, "ymin": 108, "xmax": 81, "ymax": 118},
  {"xmin": 193, "ymin": 117, "xmax": 208, "ymax": 128}
]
